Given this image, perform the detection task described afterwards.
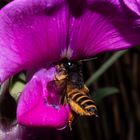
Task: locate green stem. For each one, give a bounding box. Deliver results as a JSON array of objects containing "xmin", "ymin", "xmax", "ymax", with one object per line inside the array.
[{"xmin": 85, "ymin": 50, "xmax": 128, "ymax": 86}]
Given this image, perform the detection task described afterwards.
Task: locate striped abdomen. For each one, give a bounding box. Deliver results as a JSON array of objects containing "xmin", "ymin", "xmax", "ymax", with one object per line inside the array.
[{"xmin": 67, "ymin": 88, "xmax": 97, "ymax": 116}]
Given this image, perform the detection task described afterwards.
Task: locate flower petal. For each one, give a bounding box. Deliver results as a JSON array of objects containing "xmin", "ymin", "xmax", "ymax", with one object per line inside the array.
[
  {"xmin": 69, "ymin": 2, "xmax": 140, "ymax": 59},
  {"xmin": 17, "ymin": 67, "xmax": 70, "ymax": 129},
  {"xmin": 0, "ymin": 0, "xmax": 68, "ymax": 83},
  {"xmin": 123, "ymin": 0, "xmax": 140, "ymax": 16}
]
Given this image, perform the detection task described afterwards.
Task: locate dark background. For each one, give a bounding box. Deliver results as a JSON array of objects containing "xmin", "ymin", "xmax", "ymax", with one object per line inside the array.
[
  {"xmin": 0, "ymin": 1, "xmax": 140, "ymax": 140},
  {"xmin": 68, "ymin": 49, "xmax": 140, "ymax": 140}
]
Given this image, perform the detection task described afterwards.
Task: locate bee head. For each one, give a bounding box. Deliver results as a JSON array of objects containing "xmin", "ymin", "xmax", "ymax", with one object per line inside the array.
[{"xmin": 64, "ymin": 61, "xmax": 81, "ymax": 72}]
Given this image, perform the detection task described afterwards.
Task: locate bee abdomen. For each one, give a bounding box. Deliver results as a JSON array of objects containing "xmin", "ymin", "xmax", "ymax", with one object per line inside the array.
[{"xmin": 68, "ymin": 90, "xmax": 97, "ymax": 116}]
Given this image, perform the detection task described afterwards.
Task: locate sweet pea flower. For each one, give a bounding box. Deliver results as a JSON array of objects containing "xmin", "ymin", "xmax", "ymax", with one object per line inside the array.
[
  {"xmin": 0, "ymin": 0, "xmax": 140, "ymax": 130},
  {"xmin": 122, "ymin": 0, "xmax": 140, "ymax": 16}
]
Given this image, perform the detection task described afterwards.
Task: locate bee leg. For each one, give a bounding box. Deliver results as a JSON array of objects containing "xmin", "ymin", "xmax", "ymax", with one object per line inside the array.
[
  {"xmin": 54, "ymin": 64, "xmax": 67, "ymax": 81},
  {"xmin": 63, "ymin": 96, "xmax": 74, "ymax": 130},
  {"xmin": 68, "ymin": 111, "xmax": 74, "ymax": 131}
]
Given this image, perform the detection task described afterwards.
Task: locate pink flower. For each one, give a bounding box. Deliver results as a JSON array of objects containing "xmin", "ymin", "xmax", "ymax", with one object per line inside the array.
[
  {"xmin": 0, "ymin": 0, "xmax": 140, "ymax": 129},
  {"xmin": 122, "ymin": 0, "xmax": 140, "ymax": 16}
]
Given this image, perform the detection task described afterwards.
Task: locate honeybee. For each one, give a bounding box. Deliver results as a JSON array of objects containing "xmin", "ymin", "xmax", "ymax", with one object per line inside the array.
[{"xmin": 54, "ymin": 61, "xmax": 97, "ymax": 129}]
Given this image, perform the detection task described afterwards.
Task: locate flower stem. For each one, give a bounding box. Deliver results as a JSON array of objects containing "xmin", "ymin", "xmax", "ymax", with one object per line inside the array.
[{"xmin": 85, "ymin": 50, "xmax": 128, "ymax": 86}]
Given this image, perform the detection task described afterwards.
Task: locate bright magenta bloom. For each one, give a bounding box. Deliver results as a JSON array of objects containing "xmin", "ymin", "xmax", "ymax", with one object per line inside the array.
[
  {"xmin": 0, "ymin": 0, "xmax": 140, "ymax": 129},
  {"xmin": 123, "ymin": 0, "xmax": 140, "ymax": 16}
]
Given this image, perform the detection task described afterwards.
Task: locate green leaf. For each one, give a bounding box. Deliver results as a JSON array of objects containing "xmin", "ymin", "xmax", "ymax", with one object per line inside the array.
[
  {"xmin": 10, "ymin": 81, "xmax": 25, "ymax": 100},
  {"xmin": 92, "ymin": 87, "xmax": 119, "ymax": 104},
  {"xmin": 86, "ymin": 50, "xmax": 127, "ymax": 86},
  {"xmin": 9, "ymin": 72, "xmax": 26, "ymax": 100},
  {"xmin": 18, "ymin": 72, "xmax": 26, "ymax": 82}
]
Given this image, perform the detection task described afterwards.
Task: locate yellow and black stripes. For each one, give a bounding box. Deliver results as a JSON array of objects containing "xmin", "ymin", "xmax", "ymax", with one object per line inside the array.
[{"xmin": 67, "ymin": 88, "xmax": 97, "ymax": 116}]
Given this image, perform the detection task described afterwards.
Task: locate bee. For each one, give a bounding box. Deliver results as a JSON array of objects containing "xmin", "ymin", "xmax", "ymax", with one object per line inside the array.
[{"xmin": 54, "ymin": 61, "xmax": 97, "ymax": 128}]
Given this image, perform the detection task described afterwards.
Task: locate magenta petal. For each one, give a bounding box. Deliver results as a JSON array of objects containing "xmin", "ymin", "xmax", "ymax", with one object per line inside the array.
[
  {"xmin": 17, "ymin": 68, "xmax": 70, "ymax": 129},
  {"xmin": 0, "ymin": 0, "xmax": 68, "ymax": 83},
  {"xmin": 123, "ymin": 0, "xmax": 140, "ymax": 16},
  {"xmin": 1, "ymin": 0, "xmax": 140, "ymax": 83},
  {"xmin": 69, "ymin": 4, "xmax": 140, "ymax": 59}
]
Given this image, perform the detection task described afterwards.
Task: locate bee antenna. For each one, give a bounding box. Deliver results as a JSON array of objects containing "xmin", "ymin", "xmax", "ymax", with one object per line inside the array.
[{"xmin": 79, "ymin": 57, "xmax": 98, "ymax": 62}]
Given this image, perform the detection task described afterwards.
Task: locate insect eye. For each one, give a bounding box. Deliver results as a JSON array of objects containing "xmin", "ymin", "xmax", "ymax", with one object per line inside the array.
[
  {"xmin": 63, "ymin": 61, "xmax": 77, "ymax": 70},
  {"xmin": 67, "ymin": 62, "xmax": 72, "ymax": 66},
  {"xmin": 67, "ymin": 62, "xmax": 75, "ymax": 69}
]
